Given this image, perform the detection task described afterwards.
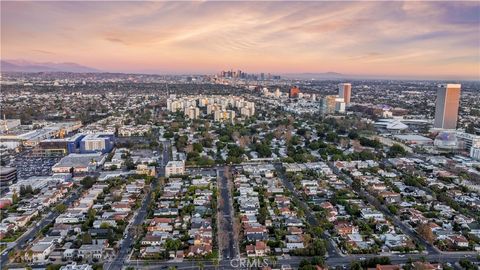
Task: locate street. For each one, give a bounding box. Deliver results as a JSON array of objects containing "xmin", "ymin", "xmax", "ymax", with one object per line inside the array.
[
  {"xmin": 105, "ymin": 140, "xmax": 170, "ymax": 270},
  {"xmin": 216, "ymin": 166, "xmax": 239, "ymax": 260},
  {"xmin": 329, "ymin": 163, "xmax": 440, "ymax": 255},
  {"xmin": 115, "ymin": 162, "xmax": 480, "ymax": 269},
  {"xmin": 122, "ymin": 252, "xmax": 479, "ymax": 270},
  {"xmin": 0, "ymin": 189, "xmax": 81, "ymax": 269},
  {"xmin": 274, "ymin": 163, "xmax": 342, "ymax": 258}
]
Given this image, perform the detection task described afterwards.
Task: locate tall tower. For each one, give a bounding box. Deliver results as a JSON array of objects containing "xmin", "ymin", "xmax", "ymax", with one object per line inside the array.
[
  {"xmin": 320, "ymin": 95, "xmax": 337, "ymax": 115},
  {"xmin": 434, "ymin": 84, "xmax": 461, "ymax": 130},
  {"xmin": 338, "ymin": 83, "xmax": 352, "ymax": 105},
  {"xmin": 289, "ymin": 86, "xmax": 300, "ymax": 98}
]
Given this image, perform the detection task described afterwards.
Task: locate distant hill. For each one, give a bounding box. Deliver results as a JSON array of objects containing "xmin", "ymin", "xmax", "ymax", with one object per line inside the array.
[
  {"xmin": 0, "ymin": 59, "xmax": 100, "ymax": 73},
  {"xmin": 282, "ymin": 72, "xmax": 346, "ymax": 80}
]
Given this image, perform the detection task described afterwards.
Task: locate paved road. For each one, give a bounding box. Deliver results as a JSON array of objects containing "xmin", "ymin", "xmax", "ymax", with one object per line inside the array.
[
  {"xmin": 115, "ymin": 161, "xmax": 480, "ymax": 269},
  {"xmin": 159, "ymin": 140, "xmax": 171, "ymax": 177},
  {"xmin": 105, "ymin": 184, "xmax": 154, "ymax": 270},
  {"xmin": 105, "ymin": 141, "xmax": 170, "ymax": 270},
  {"xmin": 329, "ymin": 163, "xmax": 440, "ymax": 255},
  {"xmin": 216, "ymin": 166, "xmax": 238, "ymax": 260},
  {"xmin": 274, "ymin": 163, "xmax": 342, "ymax": 258},
  {"xmin": 122, "ymin": 252, "xmax": 479, "ymax": 270},
  {"xmin": 1, "ymin": 190, "xmax": 81, "ymax": 269}
]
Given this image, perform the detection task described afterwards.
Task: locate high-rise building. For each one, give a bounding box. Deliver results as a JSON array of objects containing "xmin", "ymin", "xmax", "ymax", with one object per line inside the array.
[
  {"xmin": 320, "ymin": 95, "xmax": 337, "ymax": 114},
  {"xmin": 338, "ymin": 83, "xmax": 352, "ymax": 105},
  {"xmin": 240, "ymin": 107, "xmax": 254, "ymax": 117},
  {"xmin": 289, "ymin": 86, "xmax": 300, "ymax": 98},
  {"xmin": 335, "ymin": 98, "xmax": 346, "ymax": 113},
  {"xmin": 434, "ymin": 84, "xmax": 461, "ymax": 130},
  {"xmin": 184, "ymin": 106, "xmax": 200, "ymax": 119},
  {"xmin": 198, "ymin": 98, "xmax": 209, "ymax": 107},
  {"xmin": 207, "ymin": 104, "xmax": 221, "ymax": 114},
  {"xmin": 214, "ymin": 110, "xmax": 235, "ymax": 123},
  {"xmin": 167, "ymin": 99, "xmax": 183, "ymax": 112},
  {"xmin": 274, "ymin": 88, "xmax": 281, "ymax": 98}
]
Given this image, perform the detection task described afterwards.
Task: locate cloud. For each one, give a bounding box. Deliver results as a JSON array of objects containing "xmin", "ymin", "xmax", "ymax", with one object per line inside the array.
[
  {"xmin": 1, "ymin": 1, "xmax": 478, "ymax": 78},
  {"xmin": 32, "ymin": 49, "xmax": 55, "ymax": 55}
]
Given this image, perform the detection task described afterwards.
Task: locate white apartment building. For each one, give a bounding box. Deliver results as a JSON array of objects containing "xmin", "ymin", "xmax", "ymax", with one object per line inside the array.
[
  {"xmin": 184, "ymin": 106, "xmax": 200, "ymax": 119},
  {"xmin": 240, "ymin": 107, "xmax": 254, "ymax": 117},
  {"xmin": 471, "ymin": 147, "xmax": 480, "ymax": 160},
  {"xmin": 214, "ymin": 110, "xmax": 236, "ymax": 123},
  {"xmin": 335, "ymin": 98, "xmax": 346, "ymax": 113},
  {"xmin": 207, "ymin": 104, "xmax": 222, "ymax": 114},
  {"xmin": 165, "ymin": 160, "xmax": 185, "ymax": 177}
]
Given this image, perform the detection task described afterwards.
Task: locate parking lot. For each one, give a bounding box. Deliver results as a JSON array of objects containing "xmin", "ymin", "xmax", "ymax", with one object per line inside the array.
[{"xmin": 11, "ymin": 153, "xmax": 62, "ymax": 179}]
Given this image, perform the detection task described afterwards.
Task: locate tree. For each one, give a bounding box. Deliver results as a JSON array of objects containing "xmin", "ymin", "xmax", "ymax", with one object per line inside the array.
[
  {"xmin": 256, "ymin": 143, "xmax": 272, "ymax": 158},
  {"xmin": 55, "ymin": 204, "xmax": 67, "ymax": 213},
  {"xmin": 12, "ymin": 191, "xmax": 19, "ymax": 204},
  {"xmin": 82, "ymin": 233, "xmax": 93, "ymax": 244},
  {"xmin": 80, "ymin": 176, "xmax": 96, "ymax": 189},
  {"xmin": 46, "ymin": 265, "xmax": 62, "ymax": 270},
  {"xmin": 388, "ymin": 204, "xmax": 398, "ymax": 215},
  {"xmin": 350, "ymin": 261, "xmax": 362, "ymax": 270},
  {"xmin": 417, "ymin": 223, "xmax": 435, "ymax": 243},
  {"xmin": 212, "ymin": 257, "xmax": 220, "ymax": 270},
  {"xmin": 125, "ymin": 157, "xmax": 136, "ymax": 170},
  {"xmin": 388, "ymin": 144, "xmax": 407, "ymax": 157},
  {"xmin": 312, "ymin": 239, "xmax": 326, "ymax": 256},
  {"xmin": 100, "ymin": 222, "xmax": 111, "ymax": 229},
  {"xmin": 459, "ymin": 259, "xmax": 476, "ymax": 270},
  {"xmin": 192, "ymin": 142, "xmax": 204, "ymax": 153},
  {"xmin": 326, "ymin": 132, "xmax": 338, "ymax": 142},
  {"xmin": 348, "ymin": 131, "xmax": 359, "ymax": 140},
  {"xmin": 164, "ymin": 238, "xmax": 182, "ymax": 252},
  {"xmin": 27, "ymin": 250, "xmax": 33, "ymax": 262}
]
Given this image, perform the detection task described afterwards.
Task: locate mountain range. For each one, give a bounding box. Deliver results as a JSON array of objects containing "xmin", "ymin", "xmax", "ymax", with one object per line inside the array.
[
  {"xmin": 281, "ymin": 72, "xmax": 346, "ymax": 80},
  {"xmin": 0, "ymin": 59, "xmax": 100, "ymax": 73}
]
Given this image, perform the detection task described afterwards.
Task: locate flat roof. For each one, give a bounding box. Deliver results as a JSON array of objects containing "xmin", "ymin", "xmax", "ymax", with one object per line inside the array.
[
  {"xmin": 42, "ymin": 133, "xmax": 84, "ymax": 143},
  {"xmin": 394, "ymin": 134, "xmax": 433, "ymax": 142},
  {"xmin": 0, "ymin": 167, "xmax": 16, "ymax": 174},
  {"xmin": 54, "ymin": 153, "xmax": 104, "ymax": 168}
]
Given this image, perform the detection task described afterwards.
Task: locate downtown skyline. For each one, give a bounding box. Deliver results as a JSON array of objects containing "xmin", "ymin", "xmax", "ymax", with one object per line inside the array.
[{"xmin": 1, "ymin": 1, "xmax": 480, "ymax": 79}]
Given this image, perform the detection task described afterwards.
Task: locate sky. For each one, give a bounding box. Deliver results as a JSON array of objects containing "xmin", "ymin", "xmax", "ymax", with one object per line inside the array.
[{"xmin": 1, "ymin": 1, "xmax": 479, "ymax": 79}]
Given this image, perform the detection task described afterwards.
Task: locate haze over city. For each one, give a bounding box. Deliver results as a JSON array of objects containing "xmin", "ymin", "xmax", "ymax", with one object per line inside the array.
[
  {"xmin": 1, "ymin": 1, "xmax": 480, "ymax": 270},
  {"xmin": 2, "ymin": 1, "xmax": 479, "ymax": 79}
]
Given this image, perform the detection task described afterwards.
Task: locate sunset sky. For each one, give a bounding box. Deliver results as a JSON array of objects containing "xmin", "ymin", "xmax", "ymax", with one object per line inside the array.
[{"xmin": 1, "ymin": 1, "xmax": 479, "ymax": 79}]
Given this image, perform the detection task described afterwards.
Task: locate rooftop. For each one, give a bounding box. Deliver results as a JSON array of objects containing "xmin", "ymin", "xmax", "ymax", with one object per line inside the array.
[{"xmin": 53, "ymin": 153, "xmax": 104, "ymax": 168}]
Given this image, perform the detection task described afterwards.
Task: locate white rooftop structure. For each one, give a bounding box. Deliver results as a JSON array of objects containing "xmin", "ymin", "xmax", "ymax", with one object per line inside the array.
[{"xmin": 374, "ymin": 119, "xmax": 408, "ymax": 131}]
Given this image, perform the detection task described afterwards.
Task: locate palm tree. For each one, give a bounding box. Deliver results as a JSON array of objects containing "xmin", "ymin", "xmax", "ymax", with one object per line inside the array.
[
  {"xmin": 247, "ymin": 257, "xmax": 255, "ymax": 269},
  {"xmin": 27, "ymin": 250, "xmax": 33, "ymax": 262},
  {"xmin": 268, "ymin": 255, "xmax": 277, "ymax": 268},
  {"xmin": 212, "ymin": 257, "xmax": 220, "ymax": 270}
]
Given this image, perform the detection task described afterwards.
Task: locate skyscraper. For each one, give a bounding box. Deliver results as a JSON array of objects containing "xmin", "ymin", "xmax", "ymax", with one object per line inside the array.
[
  {"xmin": 320, "ymin": 95, "xmax": 337, "ymax": 114},
  {"xmin": 338, "ymin": 83, "xmax": 352, "ymax": 105},
  {"xmin": 434, "ymin": 84, "xmax": 461, "ymax": 130},
  {"xmin": 289, "ymin": 86, "xmax": 300, "ymax": 98}
]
